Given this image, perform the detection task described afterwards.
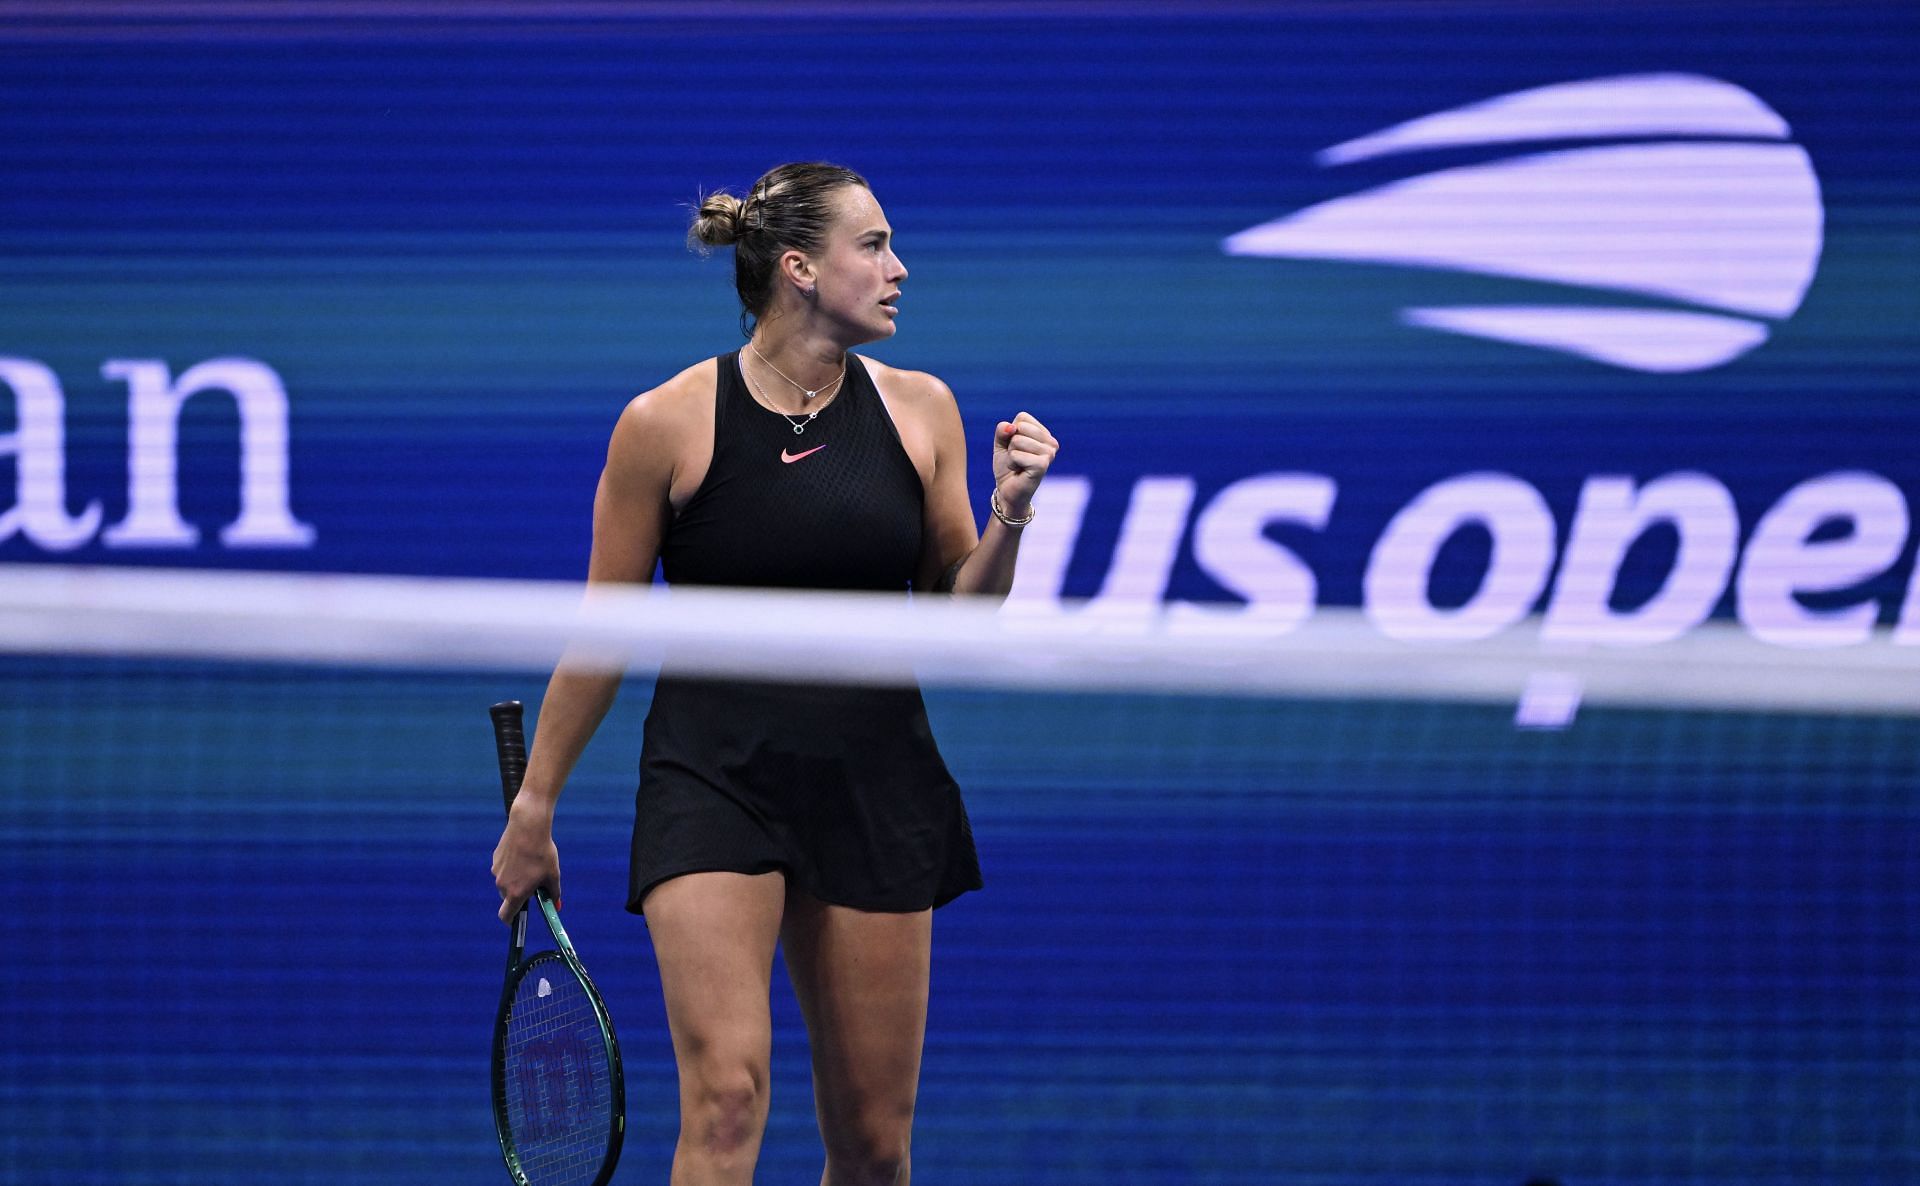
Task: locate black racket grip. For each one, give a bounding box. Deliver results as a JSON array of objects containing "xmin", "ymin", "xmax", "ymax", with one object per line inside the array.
[{"xmin": 489, "ymin": 700, "xmax": 528, "ymax": 816}]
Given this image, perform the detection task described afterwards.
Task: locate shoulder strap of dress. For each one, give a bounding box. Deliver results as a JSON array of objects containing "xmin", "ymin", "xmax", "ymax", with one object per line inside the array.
[
  {"xmin": 844, "ymin": 352, "xmax": 882, "ymax": 417},
  {"xmin": 713, "ymin": 350, "xmax": 743, "ymax": 435},
  {"xmin": 847, "ymin": 353, "xmax": 914, "ymax": 456}
]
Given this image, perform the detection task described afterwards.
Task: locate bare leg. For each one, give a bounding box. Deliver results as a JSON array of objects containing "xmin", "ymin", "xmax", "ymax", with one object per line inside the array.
[
  {"xmin": 780, "ymin": 891, "xmax": 932, "ymax": 1186},
  {"xmin": 644, "ymin": 871, "xmax": 788, "ymax": 1186}
]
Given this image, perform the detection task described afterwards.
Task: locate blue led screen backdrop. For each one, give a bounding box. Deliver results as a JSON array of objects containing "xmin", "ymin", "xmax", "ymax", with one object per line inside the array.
[{"xmin": 2, "ymin": 5, "xmax": 1916, "ymax": 1184}]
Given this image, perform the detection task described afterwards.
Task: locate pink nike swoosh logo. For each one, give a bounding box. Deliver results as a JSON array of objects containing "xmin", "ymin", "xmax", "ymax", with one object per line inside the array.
[{"xmin": 781, "ymin": 445, "xmax": 827, "ymax": 464}]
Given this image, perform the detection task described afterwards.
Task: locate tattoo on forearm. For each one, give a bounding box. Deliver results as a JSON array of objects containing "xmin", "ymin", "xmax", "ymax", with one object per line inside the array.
[{"xmin": 933, "ymin": 557, "xmax": 965, "ymax": 593}]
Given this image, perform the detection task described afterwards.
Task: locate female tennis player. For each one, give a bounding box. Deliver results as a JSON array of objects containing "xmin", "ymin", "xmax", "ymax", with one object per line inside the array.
[{"xmin": 492, "ymin": 161, "xmax": 1056, "ymax": 1185}]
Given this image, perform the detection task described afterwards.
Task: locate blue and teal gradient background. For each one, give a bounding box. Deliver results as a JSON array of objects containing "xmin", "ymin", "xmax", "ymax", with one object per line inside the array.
[{"xmin": 2, "ymin": 4, "xmax": 1917, "ymax": 1183}]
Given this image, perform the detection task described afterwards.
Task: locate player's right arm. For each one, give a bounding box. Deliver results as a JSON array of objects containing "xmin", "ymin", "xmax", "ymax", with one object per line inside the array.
[{"xmin": 491, "ymin": 374, "xmax": 690, "ymax": 921}]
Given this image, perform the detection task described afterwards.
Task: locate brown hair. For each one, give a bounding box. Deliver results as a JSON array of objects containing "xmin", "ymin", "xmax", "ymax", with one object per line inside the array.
[{"xmin": 688, "ymin": 161, "xmax": 869, "ymax": 335}]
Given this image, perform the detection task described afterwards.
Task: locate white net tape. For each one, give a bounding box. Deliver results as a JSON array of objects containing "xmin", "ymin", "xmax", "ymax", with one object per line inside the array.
[{"xmin": 1, "ymin": 564, "xmax": 1914, "ymax": 719}]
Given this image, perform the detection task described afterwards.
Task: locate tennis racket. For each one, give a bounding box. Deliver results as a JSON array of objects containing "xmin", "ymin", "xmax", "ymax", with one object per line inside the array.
[{"xmin": 490, "ymin": 700, "xmax": 625, "ymax": 1186}]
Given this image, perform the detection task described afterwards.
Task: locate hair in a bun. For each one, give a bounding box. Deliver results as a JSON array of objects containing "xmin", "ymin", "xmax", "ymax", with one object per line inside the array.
[
  {"xmin": 687, "ymin": 162, "xmax": 868, "ymax": 335},
  {"xmin": 687, "ymin": 191, "xmax": 759, "ymax": 249}
]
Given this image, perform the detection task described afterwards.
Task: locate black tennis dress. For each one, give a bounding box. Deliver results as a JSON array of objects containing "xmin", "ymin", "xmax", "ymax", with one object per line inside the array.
[{"xmin": 626, "ymin": 350, "xmax": 982, "ymax": 914}]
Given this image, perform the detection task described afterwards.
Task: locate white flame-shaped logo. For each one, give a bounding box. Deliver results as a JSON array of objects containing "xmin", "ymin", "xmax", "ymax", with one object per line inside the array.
[{"xmin": 1223, "ymin": 74, "xmax": 1824, "ymax": 373}]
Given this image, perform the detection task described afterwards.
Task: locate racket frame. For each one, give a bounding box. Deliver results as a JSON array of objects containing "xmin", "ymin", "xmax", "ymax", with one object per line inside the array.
[{"xmin": 489, "ymin": 701, "xmax": 626, "ymax": 1186}]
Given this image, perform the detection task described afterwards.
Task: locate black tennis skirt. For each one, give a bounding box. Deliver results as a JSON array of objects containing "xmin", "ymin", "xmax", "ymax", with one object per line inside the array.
[{"xmin": 628, "ymin": 675, "xmax": 982, "ymax": 914}]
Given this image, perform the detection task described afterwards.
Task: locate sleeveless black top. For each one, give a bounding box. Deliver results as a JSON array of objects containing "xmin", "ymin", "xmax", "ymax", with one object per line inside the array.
[
  {"xmin": 627, "ymin": 351, "xmax": 982, "ymax": 914},
  {"xmin": 660, "ymin": 350, "xmax": 923, "ymax": 590}
]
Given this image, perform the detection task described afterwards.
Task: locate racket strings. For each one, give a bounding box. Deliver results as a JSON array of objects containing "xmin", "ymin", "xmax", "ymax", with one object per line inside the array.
[{"xmin": 502, "ymin": 954, "xmax": 615, "ymax": 1186}]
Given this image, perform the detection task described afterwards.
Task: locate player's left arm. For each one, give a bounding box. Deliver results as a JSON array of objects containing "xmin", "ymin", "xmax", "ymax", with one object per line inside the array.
[{"xmin": 911, "ymin": 372, "xmax": 1058, "ymax": 597}]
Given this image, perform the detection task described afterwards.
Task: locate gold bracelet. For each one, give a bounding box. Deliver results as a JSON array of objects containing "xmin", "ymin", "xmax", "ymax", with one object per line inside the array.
[{"xmin": 990, "ymin": 488, "xmax": 1035, "ymax": 527}]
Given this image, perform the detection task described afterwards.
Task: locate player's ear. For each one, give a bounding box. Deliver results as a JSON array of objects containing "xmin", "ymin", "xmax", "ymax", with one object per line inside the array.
[{"xmin": 779, "ymin": 249, "xmax": 815, "ymax": 292}]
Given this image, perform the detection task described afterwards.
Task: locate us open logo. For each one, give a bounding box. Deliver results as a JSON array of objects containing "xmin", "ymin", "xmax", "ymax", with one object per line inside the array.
[{"xmin": 1224, "ymin": 73, "xmax": 1824, "ymax": 373}]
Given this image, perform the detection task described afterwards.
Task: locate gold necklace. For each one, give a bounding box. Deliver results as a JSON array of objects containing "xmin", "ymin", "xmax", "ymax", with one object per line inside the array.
[{"xmin": 747, "ymin": 340, "xmax": 846, "ymax": 401}]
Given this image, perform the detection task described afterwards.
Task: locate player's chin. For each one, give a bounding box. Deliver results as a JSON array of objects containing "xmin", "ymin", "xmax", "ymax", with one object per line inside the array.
[{"xmin": 839, "ymin": 307, "xmax": 898, "ymax": 346}]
